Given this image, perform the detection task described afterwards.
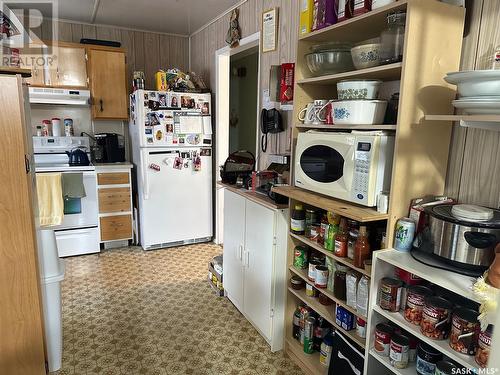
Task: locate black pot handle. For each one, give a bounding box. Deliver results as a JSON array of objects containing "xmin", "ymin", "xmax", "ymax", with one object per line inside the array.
[{"xmin": 464, "ymin": 231, "xmax": 498, "ymax": 249}]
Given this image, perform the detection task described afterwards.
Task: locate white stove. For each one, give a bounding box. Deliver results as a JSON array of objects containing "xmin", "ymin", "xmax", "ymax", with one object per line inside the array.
[{"xmin": 34, "ymin": 136, "xmax": 100, "ymax": 257}]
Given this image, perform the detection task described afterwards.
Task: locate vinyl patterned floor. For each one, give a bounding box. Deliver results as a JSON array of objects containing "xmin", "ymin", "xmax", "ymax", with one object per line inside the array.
[{"xmin": 52, "ymin": 243, "xmax": 303, "ymax": 375}]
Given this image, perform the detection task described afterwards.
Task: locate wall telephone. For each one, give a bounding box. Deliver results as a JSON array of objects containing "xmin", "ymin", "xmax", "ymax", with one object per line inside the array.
[{"xmin": 260, "ymin": 108, "xmax": 284, "ymax": 152}]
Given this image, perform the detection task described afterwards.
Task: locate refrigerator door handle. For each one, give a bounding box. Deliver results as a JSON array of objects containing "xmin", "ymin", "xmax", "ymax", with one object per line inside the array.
[{"xmin": 141, "ymin": 149, "xmax": 150, "ymax": 200}]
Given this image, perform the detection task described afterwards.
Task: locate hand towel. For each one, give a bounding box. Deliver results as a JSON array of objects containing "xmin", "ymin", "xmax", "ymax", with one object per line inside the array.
[
  {"xmin": 36, "ymin": 173, "xmax": 64, "ymax": 226},
  {"xmin": 62, "ymin": 173, "xmax": 86, "ymax": 198}
]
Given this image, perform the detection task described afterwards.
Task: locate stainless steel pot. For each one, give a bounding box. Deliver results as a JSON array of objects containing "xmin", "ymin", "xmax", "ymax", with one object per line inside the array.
[{"xmin": 426, "ymin": 204, "xmax": 500, "ymax": 267}]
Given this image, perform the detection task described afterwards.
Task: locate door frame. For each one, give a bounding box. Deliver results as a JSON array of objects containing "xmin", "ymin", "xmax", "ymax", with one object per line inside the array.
[{"xmin": 214, "ymin": 32, "xmax": 261, "ymax": 244}]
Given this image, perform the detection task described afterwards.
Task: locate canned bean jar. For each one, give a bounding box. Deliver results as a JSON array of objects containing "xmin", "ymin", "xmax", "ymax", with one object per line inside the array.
[
  {"xmin": 379, "ymin": 277, "xmax": 403, "ymax": 312},
  {"xmin": 449, "ymin": 308, "xmax": 480, "ymax": 355},
  {"xmin": 405, "ymin": 285, "xmax": 433, "ymax": 325},
  {"xmin": 416, "ymin": 342, "xmax": 443, "ymax": 375},
  {"xmin": 308, "ymin": 260, "xmax": 321, "ymax": 281},
  {"xmin": 475, "ymin": 325, "xmax": 493, "ymax": 368},
  {"xmin": 293, "ymin": 246, "xmax": 309, "ymax": 269},
  {"xmin": 420, "ymin": 296, "xmax": 453, "ymax": 340},
  {"xmin": 374, "ymin": 323, "xmax": 394, "ymax": 356},
  {"xmin": 390, "ymin": 334, "xmax": 410, "ymax": 369},
  {"xmin": 314, "ymin": 266, "xmax": 329, "ymax": 289}
]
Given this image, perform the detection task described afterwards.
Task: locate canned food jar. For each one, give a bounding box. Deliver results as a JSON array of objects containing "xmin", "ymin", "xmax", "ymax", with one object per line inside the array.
[
  {"xmin": 303, "ymin": 316, "xmax": 315, "ymax": 354},
  {"xmin": 290, "ymin": 276, "xmax": 305, "ymax": 290},
  {"xmin": 63, "ymin": 118, "xmax": 74, "ymax": 136},
  {"xmin": 390, "ymin": 333, "xmax": 410, "ymax": 369},
  {"xmin": 315, "ymin": 266, "xmax": 329, "ymax": 288},
  {"xmin": 475, "ymin": 325, "xmax": 493, "ymax": 368},
  {"xmin": 309, "ymin": 224, "xmax": 321, "ymax": 242},
  {"xmin": 416, "ymin": 342, "xmax": 443, "ymax": 375},
  {"xmin": 379, "ymin": 277, "xmax": 403, "ymax": 312},
  {"xmin": 404, "ymin": 285, "xmax": 433, "ymax": 325},
  {"xmin": 420, "ymin": 296, "xmax": 453, "ymax": 340},
  {"xmin": 374, "ymin": 323, "xmax": 394, "ymax": 356},
  {"xmin": 308, "ymin": 260, "xmax": 322, "ymax": 281},
  {"xmin": 305, "ymin": 209, "xmax": 317, "ymax": 237},
  {"xmin": 356, "ymin": 317, "xmax": 366, "ymax": 338},
  {"xmin": 294, "ymin": 246, "xmax": 309, "ymax": 269},
  {"xmin": 449, "ymin": 308, "xmax": 480, "ymax": 355},
  {"xmin": 435, "ymin": 360, "xmax": 461, "ymax": 375}
]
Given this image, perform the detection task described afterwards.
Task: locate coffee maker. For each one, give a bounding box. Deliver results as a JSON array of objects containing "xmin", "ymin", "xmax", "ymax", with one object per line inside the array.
[{"xmin": 94, "ymin": 133, "xmax": 125, "ymax": 163}]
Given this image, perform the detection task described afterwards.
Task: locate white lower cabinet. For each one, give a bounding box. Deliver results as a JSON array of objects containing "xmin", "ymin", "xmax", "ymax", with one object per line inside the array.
[{"xmin": 223, "ymin": 189, "xmax": 288, "ymax": 351}]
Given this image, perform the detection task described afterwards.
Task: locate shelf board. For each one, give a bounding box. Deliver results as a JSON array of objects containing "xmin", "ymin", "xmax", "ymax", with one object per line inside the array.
[
  {"xmin": 373, "ymin": 305, "xmax": 477, "ymax": 370},
  {"xmin": 271, "ymin": 185, "xmax": 388, "ymax": 222},
  {"xmin": 288, "ymin": 286, "xmax": 366, "ymax": 348},
  {"xmin": 0, "ymin": 66, "xmax": 32, "ymax": 77},
  {"xmin": 425, "ymin": 114, "xmax": 500, "ymax": 123},
  {"xmin": 290, "ymin": 233, "xmax": 371, "ymax": 277},
  {"xmin": 369, "ymin": 349, "xmax": 416, "ymax": 375},
  {"xmin": 297, "ymin": 62, "xmax": 402, "ymax": 85},
  {"xmin": 285, "ymin": 336, "xmax": 327, "ymax": 375},
  {"xmin": 289, "ymin": 266, "xmax": 367, "ymax": 320},
  {"xmin": 375, "ymin": 249, "xmax": 479, "ymax": 303},
  {"xmin": 296, "ymin": 124, "xmax": 397, "ymax": 131}
]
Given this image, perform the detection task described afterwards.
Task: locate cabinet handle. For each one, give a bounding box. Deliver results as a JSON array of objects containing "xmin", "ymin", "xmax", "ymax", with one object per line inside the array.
[
  {"xmin": 56, "ymin": 67, "xmax": 60, "ymax": 79},
  {"xmin": 238, "ymin": 245, "xmax": 243, "ymax": 260},
  {"xmin": 245, "ymin": 251, "xmax": 249, "ymax": 268},
  {"xmin": 99, "ymin": 99, "xmax": 104, "ymax": 112}
]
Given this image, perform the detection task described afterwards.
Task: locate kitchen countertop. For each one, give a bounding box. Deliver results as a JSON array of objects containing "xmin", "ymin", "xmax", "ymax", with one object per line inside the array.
[
  {"xmin": 217, "ymin": 182, "xmax": 289, "ymax": 210},
  {"xmin": 94, "ymin": 162, "xmax": 133, "ymax": 169}
]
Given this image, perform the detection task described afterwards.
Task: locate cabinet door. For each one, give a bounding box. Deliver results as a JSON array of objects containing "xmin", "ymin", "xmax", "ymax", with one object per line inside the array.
[
  {"xmin": 48, "ymin": 46, "xmax": 87, "ymax": 87},
  {"xmin": 223, "ymin": 190, "xmax": 246, "ymax": 312},
  {"xmin": 88, "ymin": 49, "xmax": 128, "ymax": 120},
  {"xmin": 244, "ymin": 200, "xmax": 275, "ymax": 340},
  {"xmin": 19, "ymin": 52, "xmax": 45, "ymax": 86}
]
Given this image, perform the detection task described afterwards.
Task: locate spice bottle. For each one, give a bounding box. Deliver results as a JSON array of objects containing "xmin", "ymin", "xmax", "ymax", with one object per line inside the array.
[
  {"xmin": 334, "ymin": 218, "xmax": 348, "ymax": 257},
  {"xmin": 291, "ymin": 204, "xmax": 306, "ymax": 235},
  {"xmin": 324, "ymin": 212, "xmax": 340, "ymax": 251},
  {"xmin": 354, "ymin": 226, "xmax": 371, "ymax": 268}
]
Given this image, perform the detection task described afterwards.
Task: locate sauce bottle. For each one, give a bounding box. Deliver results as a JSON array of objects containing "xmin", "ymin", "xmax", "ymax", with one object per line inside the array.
[
  {"xmin": 319, "ymin": 213, "xmax": 328, "ymax": 245},
  {"xmin": 291, "ymin": 204, "xmax": 306, "ymax": 235},
  {"xmin": 334, "ymin": 218, "xmax": 348, "ymax": 257},
  {"xmin": 354, "ymin": 226, "xmax": 371, "ymax": 269}
]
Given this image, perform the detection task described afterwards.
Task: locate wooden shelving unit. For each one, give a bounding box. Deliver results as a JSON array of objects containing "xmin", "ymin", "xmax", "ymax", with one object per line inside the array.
[
  {"xmin": 272, "ymin": 185, "xmax": 387, "ymax": 222},
  {"xmin": 284, "ymin": 1, "xmax": 465, "ymax": 373},
  {"xmin": 285, "ymin": 336, "xmax": 327, "ymax": 375}
]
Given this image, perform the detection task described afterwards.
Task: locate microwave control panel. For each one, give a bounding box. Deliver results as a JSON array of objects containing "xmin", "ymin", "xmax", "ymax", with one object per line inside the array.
[{"xmin": 352, "ymin": 141, "xmax": 372, "ymax": 203}]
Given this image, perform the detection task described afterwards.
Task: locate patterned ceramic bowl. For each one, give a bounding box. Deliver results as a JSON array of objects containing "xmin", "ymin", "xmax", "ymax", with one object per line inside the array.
[
  {"xmin": 332, "ymin": 100, "xmax": 388, "ymax": 125},
  {"xmin": 337, "ymin": 79, "xmax": 382, "ymax": 100},
  {"xmin": 351, "ymin": 43, "xmax": 382, "ymax": 70}
]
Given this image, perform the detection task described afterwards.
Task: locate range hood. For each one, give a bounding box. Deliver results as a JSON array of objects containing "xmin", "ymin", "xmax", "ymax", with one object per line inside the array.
[{"xmin": 29, "ymin": 87, "xmax": 90, "ymax": 106}]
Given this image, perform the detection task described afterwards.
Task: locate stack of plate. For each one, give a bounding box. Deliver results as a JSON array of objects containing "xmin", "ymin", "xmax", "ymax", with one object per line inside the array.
[{"xmin": 444, "ymin": 70, "xmax": 500, "ymax": 114}]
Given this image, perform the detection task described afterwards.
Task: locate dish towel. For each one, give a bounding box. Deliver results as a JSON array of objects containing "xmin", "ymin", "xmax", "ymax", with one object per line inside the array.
[
  {"xmin": 36, "ymin": 173, "xmax": 64, "ymax": 226},
  {"xmin": 62, "ymin": 173, "xmax": 86, "ymax": 198}
]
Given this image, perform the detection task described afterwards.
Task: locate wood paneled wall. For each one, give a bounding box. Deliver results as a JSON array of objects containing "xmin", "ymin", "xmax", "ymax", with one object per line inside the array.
[
  {"xmin": 39, "ymin": 20, "xmax": 189, "ymax": 90},
  {"xmin": 190, "ymin": 0, "xmax": 300, "ymax": 169},
  {"xmin": 191, "ymin": 0, "xmax": 500, "ymax": 207},
  {"xmin": 445, "ymin": 0, "xmax": 500, "ymax": 208}
]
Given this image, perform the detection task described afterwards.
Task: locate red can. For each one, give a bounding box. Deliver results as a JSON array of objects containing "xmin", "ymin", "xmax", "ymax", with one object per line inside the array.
[
  {"xmin": 420, "ymin": 296, "xmax": 453, "ymax": 340},
  {"xmin": 379, "ymin": 277, "xmax": 403, "ymax": 312},
  {"xmin": 404, "ymin": 285, "xmax": 432, "ymax": 325},
  {"xmin": 375, "ymin": 323, "xmax": 394, "ymax": 356},
  {"xmin": 475, "ymin": 325, "xmax": 493, "ymax": 368},
  {"xmin": 449, "ymin": 308, "xmax": 480, "ymax": 355}
]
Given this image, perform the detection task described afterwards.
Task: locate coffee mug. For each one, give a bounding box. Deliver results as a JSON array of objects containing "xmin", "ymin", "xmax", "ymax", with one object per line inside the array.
[
  {"xmin": 298, "ymin": 99, "xmax": 329, "ymax": 125},
  {"xmin": 317, "ymin": 100, "xmax": 335, "ymax": 125}
]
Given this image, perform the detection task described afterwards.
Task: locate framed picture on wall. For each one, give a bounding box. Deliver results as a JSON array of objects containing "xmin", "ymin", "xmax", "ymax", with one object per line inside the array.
[{"xmin": 262, "ymin": 8, "xmax": 279, "ymax": 53}]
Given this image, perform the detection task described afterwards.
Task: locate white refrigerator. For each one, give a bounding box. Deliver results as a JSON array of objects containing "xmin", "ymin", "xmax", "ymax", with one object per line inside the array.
[{"xmin": 129, "ymin": 90, "xmax": 213, "ymax": 250}]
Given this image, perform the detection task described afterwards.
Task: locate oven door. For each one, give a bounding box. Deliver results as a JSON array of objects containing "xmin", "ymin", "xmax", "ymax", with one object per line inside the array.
[
  {"xmin": 58, "ymin": 171, "xmax": 98, "ymax": 229},
  {"xmin": 294, "ymin": 133, "xmax": 355, "ymax": 200}
]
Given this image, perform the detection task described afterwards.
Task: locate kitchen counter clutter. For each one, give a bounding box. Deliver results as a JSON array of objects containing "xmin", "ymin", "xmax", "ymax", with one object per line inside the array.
[
  {"xmin": 218, "ymin": 182, "xmax": 288, "ymax": 210},
  {"xmin": 364, "ymin": 249, "xmax": 496, "ymax": 374}
]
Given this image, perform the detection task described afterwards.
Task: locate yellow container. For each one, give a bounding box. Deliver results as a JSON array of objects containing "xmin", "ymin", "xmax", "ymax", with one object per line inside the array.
[
  {"xmin": 155, "ymin": 70, "xmax": 167, "ymax": 91},
  {"xmin": 299, "ymin": 0, "xmax": 314, "ymax": 35}
]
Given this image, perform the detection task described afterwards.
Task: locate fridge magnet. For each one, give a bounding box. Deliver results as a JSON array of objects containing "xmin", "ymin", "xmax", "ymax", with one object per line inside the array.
[
  {"xmin": 147, "ymin": 113, "xmax": 160, "ymax": 126},
  {"xmin": 145, "ymin": 128, "xmax": 153, "ymax": 135},
  {"xmin": 262, "ymin": 8, "xmax": 279, "ymax": 53},
  {"xmin": 149, "ymin": 163, "xmax": 161, "ymax": 171},
  {"xmin": 181, "ymin": 96, "xmax": 195, "ymax": 109},
  {"xmin": 173, "ymin": 157, "xmax": 183, "ymax": 170},
  {"xmin": 183, "ymin": 159, "xmax": 190, "ymax": 169},
  {"xmin": 166, "ymin": 124, "xmax": 174, "ymax": 133},
  {"xmin": 147, "ymin": 137, "xmax": 154, "ymax": 144},
  {"xmin": 196, "ymin": 100, "xmax": 210, "ymax": 115},
  {"xmin": 170, "ymin": 94, "xmax": 180, "ymax": 108},
  {"xmin": 149, "ymin": 92, "xmax": 157, "ymax": 99},
  {"xmin": 155, "ymin": 130, "xmax": 163, "ymax": 141},
  {"xmin": 144, "ymin": 93, "xmax": 148, "ymax": 100},
  {"xmin": 200, "ymin": 148, "xmax": 211, "ymax": 156},
  {"xmin": 173, "ymin": 135, "xmax": 178, "ymax": 144},
  {"xmin": 179, "ymin": 138, "xmax": 185, "ymax": 144},
  {"xmin": 148, "ymin": 100, "xmax": 160, "ymax": 111},
  {"xmin": 158, "ymin": 93, "xmax": 167, "ymax": 107},
  {"xmin": 193, "ymin": 155, "xmax": 202, "ymax": 171}
]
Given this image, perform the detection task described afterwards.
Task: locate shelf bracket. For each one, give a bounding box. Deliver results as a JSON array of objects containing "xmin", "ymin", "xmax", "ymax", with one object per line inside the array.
[{"xmin": 459, "ymin": 119, "xmax": 500, "ymax": 132}]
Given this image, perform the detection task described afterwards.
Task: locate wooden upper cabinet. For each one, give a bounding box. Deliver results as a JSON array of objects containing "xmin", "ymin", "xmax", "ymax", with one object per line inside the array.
[
  {"xmin": 19, "ymin": 52, "xmax": 45, "ymax": 86},
  {"xmin": 47, "ymin": 46, "xmax": 88, "ymax": 87},
  {"xmin": 88, "ymin": 48, "xmax": 128, "ymax": 120}
]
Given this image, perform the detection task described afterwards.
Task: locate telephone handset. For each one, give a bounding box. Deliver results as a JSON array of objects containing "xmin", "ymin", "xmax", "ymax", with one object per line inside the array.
[{"xmin": 260, "ymin": 108, "xmax": 284, "ymax": 152}]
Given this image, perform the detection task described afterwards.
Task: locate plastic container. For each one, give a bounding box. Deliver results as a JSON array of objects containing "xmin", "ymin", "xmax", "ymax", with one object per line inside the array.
[
  {"xmin": 51, "ymin": 118, "xmax": 61, "ymax": 137},
  {"xmin": 38, "ymin": 229, "xmax": 63, "ymax": 278}
]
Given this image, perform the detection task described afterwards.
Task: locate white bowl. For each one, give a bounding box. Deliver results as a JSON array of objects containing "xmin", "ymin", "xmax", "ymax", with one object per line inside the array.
[
  {"xmin": 337, "ymin": 79, "xmax": 382, "ymax": 100},
  {"xmin": 332, "ymin": 100, "xmax": 388, "ymax": 124},
  {"xmin": 444, "ymin": 70, "xmax": 500, "ymax": 97},
  {"xmin": 351, "ymin": 43, "xmax": 381, "ymax": 70},
  {"xmin": 452, "ymin": 98, "xmax": 500, "ymax": 114}
]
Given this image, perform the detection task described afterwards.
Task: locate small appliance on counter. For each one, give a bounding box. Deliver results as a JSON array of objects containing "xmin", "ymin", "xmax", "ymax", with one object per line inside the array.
[
  {"xmin": 93, "ymin": 133, "xmax": 126, "ymax": 163},
  {"xmin": 412, "ymin": 203, "xmax": 500, "ymax": 277}
]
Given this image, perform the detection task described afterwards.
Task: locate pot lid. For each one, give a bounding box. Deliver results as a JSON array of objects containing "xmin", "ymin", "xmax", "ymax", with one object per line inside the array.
[
  {"xmin": 427, "ymin": 204, "xmax": 500, "ymax": 229},
  {"xmin": 451, "ymin": 204, "xmax": 494, "ymax": 221}
]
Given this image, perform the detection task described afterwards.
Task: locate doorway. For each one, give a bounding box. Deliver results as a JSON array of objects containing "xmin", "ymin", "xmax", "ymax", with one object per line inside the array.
[{"xmin": 215, "ymin": 32, "xmax": 260, "ymax": 244}]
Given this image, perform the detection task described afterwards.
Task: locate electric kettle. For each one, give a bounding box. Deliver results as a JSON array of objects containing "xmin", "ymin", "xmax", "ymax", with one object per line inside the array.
[{"xmin": 66, "ymin": 147, "xmax": 90, "ymax": 166}]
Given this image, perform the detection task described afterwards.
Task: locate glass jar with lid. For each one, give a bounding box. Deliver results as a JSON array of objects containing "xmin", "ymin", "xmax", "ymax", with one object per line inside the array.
[
  {"xmin": 334, "ymin": 264, "xmax": 349, "ymax": 300},
  {"xmin": 379, "ymin": 11, "xmax": 406, "ymax": 65}
]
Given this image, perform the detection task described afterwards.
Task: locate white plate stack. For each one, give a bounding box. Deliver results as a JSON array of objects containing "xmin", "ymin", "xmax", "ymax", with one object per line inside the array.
[{"xmin": 445, "ymin": 70, "xmax": 500, "ymax": 114}]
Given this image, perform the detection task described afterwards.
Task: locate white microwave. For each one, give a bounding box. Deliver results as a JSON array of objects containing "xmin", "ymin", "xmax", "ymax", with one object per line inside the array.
[{"xmin": 294, "ymin": 131, "xmax": 395, "ymax": 207}]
